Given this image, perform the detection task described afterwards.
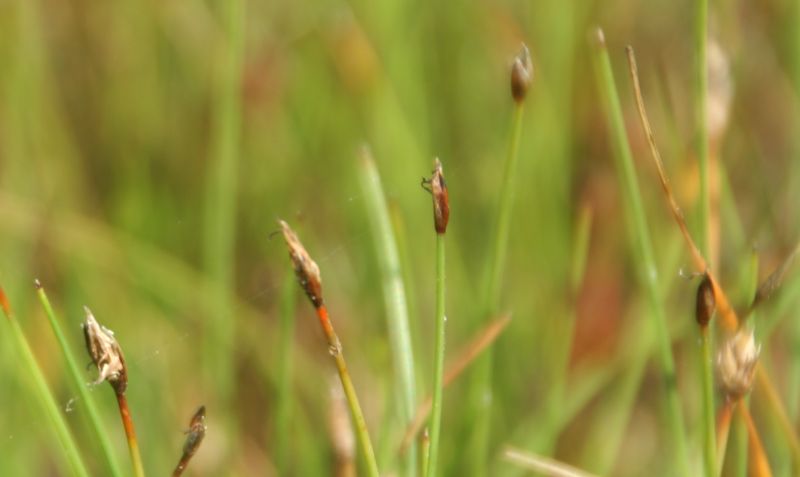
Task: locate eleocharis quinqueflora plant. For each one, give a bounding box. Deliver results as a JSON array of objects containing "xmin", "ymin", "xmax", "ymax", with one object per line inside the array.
[
  {"xmin": 625, "ymin": 45, "xmax": 793, "ymax": 477},
  {"xmin": 421, "ymin": 158, "xmax": 449, "ymax": 477},
  {"xmin": 0, "ymin": 286, "xmax": 91, "ymax": 477},
  {"xmin": 468, "ymin": 43, "xmax": 532, "ymax": 474},
  {"xmin": 35, "ymin": 280, "xmax": 125, "ymax": 477},
  {"xmin": 279, "ymin": 220, "xmax": 380, "ymax": 477},
  {"xmin": 172, "ymin": 405, "xmax": 207, "ymax": 476},
  {"xmin": 82, "ymin": 307, "xmax": 146, "ymax": 477}
]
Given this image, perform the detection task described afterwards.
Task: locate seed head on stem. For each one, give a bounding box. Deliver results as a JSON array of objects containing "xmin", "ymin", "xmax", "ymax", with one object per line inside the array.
[
  {"xmin": 82, "ymin": 307, "xmax": 145, "ymax": 477},
  {"xmin": 421, "ymin": 158, "xmax": 450, "ymax": 235},
  {"xmin": 279, "ymin": 220, "xmax": 323, "ymax": 308},
  {"xmin": 172, "ymin": 406, "xmax": 207, "ymax": 477},
  {"xmin": 278, "ymin": 219, "xmax": 380, "ymax": 477},
  {"xmin": 510, "ymin": 43, "xmax": 533, "ymax": 103},
  {"xmin": 717, "ymin": 327, "xmax": 760, "ymax": 400},
  {"xmin": 695, "ymin": 273, "xmax": 715, "ymax": 329},
  {"xmin": 82, "ymin": 307, "xmax": 127, "ymax": 395}
]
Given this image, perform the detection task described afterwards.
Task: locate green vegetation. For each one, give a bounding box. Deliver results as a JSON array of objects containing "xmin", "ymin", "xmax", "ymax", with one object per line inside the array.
[{"xmin": 2, "ymin": 1, "xmax": 800, "ymax": 476}]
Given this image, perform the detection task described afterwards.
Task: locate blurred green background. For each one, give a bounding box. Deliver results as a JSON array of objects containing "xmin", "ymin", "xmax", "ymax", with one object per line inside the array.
[{"xmin": 2, "ymin": 0, "xmax": 800, "ymax": 475}]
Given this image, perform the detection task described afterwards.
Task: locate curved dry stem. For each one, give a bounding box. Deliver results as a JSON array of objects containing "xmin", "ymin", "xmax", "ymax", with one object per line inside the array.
[{"xmin": 625, "ymin": 45, "xmax": 738, "ymax": 332}]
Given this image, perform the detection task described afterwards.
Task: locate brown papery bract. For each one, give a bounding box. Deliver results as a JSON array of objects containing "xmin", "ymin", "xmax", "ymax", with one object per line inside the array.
[{"xmin": 279, "ymin": 220, "xmax": 324, "ymax": 308}]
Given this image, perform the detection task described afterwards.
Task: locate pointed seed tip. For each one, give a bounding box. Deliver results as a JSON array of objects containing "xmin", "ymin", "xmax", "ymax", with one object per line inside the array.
[{"xmin": 591, "ymin": 27, "xmax": 606, "ymax": 47}]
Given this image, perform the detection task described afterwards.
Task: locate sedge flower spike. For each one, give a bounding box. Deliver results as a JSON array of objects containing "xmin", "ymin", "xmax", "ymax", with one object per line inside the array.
[
  {"xmin": 422, "ymin": 158, "xmax": 450, "ymax": 234},
  {"xmin": 172, "ymin": 406, "xmax": 207, "ymax": 476},
  {"xmin": 717, "ymin": 327, "xmax": 760, "ymax": 399},
  {"xmin": 279, "ymin": 220, "xmax": 323, "ymax": 308},
  {"xmin": 82, "ymin": 307, "xmax": 127, "ymax": 395},
  {"xmin": 510, "ymin": 43, "xmax": 533, "ymax": 103},
  {"xmin": 695, "ymin": 273, "xmax": 715, "ymax": 328}
]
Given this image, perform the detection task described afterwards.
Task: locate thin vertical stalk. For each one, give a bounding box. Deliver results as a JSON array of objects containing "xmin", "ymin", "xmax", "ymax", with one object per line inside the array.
[
  {"xmin": 35, "ymin": 282, "xmax": 124, "ymax": 477},
  {"xmin": 316, "ymin": 306, "xmax": 380, "ymax": 477},
  {"xmin": 695, "ymin": 0, "xmax": 710, "ymax": 258},
  {"xmin": 427, "ymin": 234, "xmax": 446, "ymax": 477},
  {"xmin": 467, "ymin": 50, "xmax": 532, "ymax": 471},
  {"xmin": 398, "ymin": 314, "xmax": 512, "ymax": 455},
  {"xmin": 694, "ymin": 2, "xmax": 716, "ymax": 474},
  {"xmin": 592, "ymin": 36, "xmax": 689, "ymax": 475},
  {"xmin": 274, "ymin": 267, "xmax": 297, "ymax": 474},
  {"xmin": 700, "ymin": 327, "xmax": 717, "ymax": 477},
  {"xmin": 420, "ymin": 428, "xmax": 430, "ymax": 477},
  {"xmin": 358, "ymin": 150, "xmax": 418, "ymax": 474},
  {"xmin": 469, "ymin": 96, "xmax": 525, "ymax": 475},
  {"xmin": 116, "ymin": 393, "xmax": 146, "ymax": 477},
  {"xmin": 0, "ymin": 288, "xmax": 90, "ymax": 477},
  {"xmin": 203, "ymin": 0, "xmax": 245, "ymax": 403}
]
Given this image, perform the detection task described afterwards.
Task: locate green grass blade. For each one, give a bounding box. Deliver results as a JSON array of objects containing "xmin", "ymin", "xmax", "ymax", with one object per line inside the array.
[
  {"xmin": 467, "ymin": 99, "xmax": 526, "ymax": 476},
  {"xmin": 0, "ymin": 288, "xmax": 90, "ymax": 477},
  {"xmin": 591, "ymin": 31, "xmax": 689, "ymax": 475},
  {"xmin": 202, "ymin": 0, "xmax": 245, "ymax": 408},
  {"xmin": 358, "ymin": 149, "xmax": 418, "ymax": 474}
]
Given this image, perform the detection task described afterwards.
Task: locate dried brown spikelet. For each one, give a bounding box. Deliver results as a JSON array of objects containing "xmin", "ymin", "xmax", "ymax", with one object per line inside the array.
[
  {"xmin": 510, "ymin": 43, "xmax": 533, "ymax": 103},
  {"xmin": 422, "ymin": 158, "xmax": 450, "ymax": 234},
  {"xmin": 183, "ymin": 406, "xmax": 207, "ymax": 458},
  {"xmin": 279, "ymin": 220, "xmax": 324, "ymax": 308},
  {"xmin": 695, "ymin": 273, "xmax": 715, "ymax": 328},
  {"xmin": 82, "ymin": 307, "xmax": 127, "ymax": 395},
  {"xmin": 717, "ymin": 327, "xmax": 760, "ymax": 399}
]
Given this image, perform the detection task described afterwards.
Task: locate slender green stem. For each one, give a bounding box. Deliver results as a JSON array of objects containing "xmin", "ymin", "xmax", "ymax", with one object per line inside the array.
[
  {"xmin": 592, "ymin": 33, "xmax": 689, "ymax": 475},
  {"xmin": 700, "ymin": 327, "xmax": 716, "ymax": 477},
  {"xmin": 695, "ymin": 4, "xmax": 716, "ymax": 474},
  {"xmin": 485, "ymin": 104, "xmax": 524, "ymax": 313},
  {"xmin": 428, "ymin": 234, "xmax": 446, "ymax": 477},
  {"xmin": 358, "ymin": 150, "xmax": 418, "ymax": 474},
  {"xmin": 0, "ymin": 289, "xmax": 90, "ymax": 477},
  {"xmin": 35, "ymin": 283, "xmax": 124, "ymax": 477},
  {"xmin": 316, "ymin": 306, "xmax": 380, "ymax": 477},
  {"xmin": 420, "ymin": 429, "xmax": 431, "ymax": 477},
  {"xmin": 468, "ymin": 101, "xmax": 525, "ymax": 475},
  {"xmin": 203, "ymin": 0, "xmax": 245, "ymax": 402},
  {"xmin": 696, "ymin": 0, "xmax": 710, "ymax": 259},
  {"xmin": 274, "ymin": 267, "xmax": 296, "ymax": 474}
]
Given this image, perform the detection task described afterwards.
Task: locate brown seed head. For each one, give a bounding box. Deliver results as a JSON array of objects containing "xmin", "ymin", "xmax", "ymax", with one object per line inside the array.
[
  {"xmin": 182, "ymin": 405, "xmax": 207, "ymax": 457},
  {"xmin": 82, "ymin": 307, "xmax": 127, "ymax": 395},
  {"xmin": 279, "ymin": 220, "xmax": 324, "ymax": 308},
  {"xmin": 717, "ymin": 326, "xmax": 760, "ymax": 400},
  {"xmin": 695, "ymin": 273, "xmax": 715, "ymax": 328},
  {"xmin": 510, "ymin": 43, "xmax": 532, "ymax": 103},
  {"xmin": 426, "ymin": 158, "xmax": 449, "ymax": 234}
]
